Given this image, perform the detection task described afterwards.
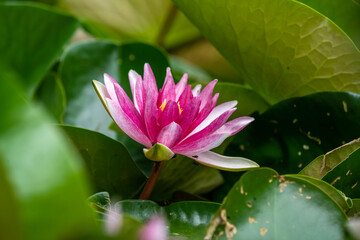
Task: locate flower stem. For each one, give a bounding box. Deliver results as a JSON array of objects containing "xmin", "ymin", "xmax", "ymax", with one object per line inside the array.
[{"xmin": 139, "ymin": 161, "xmax": 164, "ymax": 200}]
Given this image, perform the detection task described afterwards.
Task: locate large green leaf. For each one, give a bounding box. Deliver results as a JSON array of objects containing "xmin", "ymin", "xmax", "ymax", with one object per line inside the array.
[
  {"xmin": 0, "ymin": 157, "xmax": 22, "ymax": 240},
  {"xmin": 0, "ymin": 3, "xmax": 78, "ymax": 97},
  {"xmin": 225, "ymin": 92, "xmax": 360, "ymax": 174},
  {"xmin": 174, "ymin": 0, "xmax": 360, "ymax": 104},
  {"xmin": 151, "ymin": 155, "xmax": 223, "ymax": 201},
  {"xmin": 206, "ymin": 168, "xmax": 346, "ymax": 240},
  {"xmin": 0, "ymin": 70, "xmax": 94, "ymax": 239},
  {"xmin": 347, "ymin": 199, "xmax": 360, "ymax": 217},
  {"xmin": 60, "ymin": 125, "xmax": 147, "ymax": 199},
  {"xmin": 300, "ymin": 138, "xmax": 360, "ymax": 179},
  {"xmin": 322, "ymin": 148, "xmax": 360, "ymax": 198},
  {"xmin": 115, "ymin": 200, "xmax": 220, "ymax": 239},
  {"xmin": 35, "ymin": 71, "xmax": 66, "ymax": 122},
  {"xmin": 296, "ymin": 0, "xmax": 360, "ymax": 49},
  {"xmin": 59, "ymin": 40, "xmax": 169, "ymax": 138}
]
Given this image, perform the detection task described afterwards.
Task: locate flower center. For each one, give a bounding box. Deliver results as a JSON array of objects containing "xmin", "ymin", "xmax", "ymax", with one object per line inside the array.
[{"xmin": 159, "ymin": 99, "xmax": 183, "ymax": 115}]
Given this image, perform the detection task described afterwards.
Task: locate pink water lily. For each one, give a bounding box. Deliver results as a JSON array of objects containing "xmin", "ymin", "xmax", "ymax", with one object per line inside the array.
[{"xmin": 93, "ymin": 63, "xmax": 258, "ymax": 171}]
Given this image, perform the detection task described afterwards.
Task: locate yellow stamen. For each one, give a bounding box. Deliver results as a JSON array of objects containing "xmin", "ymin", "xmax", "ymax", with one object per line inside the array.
[
  {"xmin": 159, "ymin": 99, "xmax": 167, "ymax": 111},
  {"xmin": 177, "ymin": 102, "xmax": 183, "ymax": 115}
]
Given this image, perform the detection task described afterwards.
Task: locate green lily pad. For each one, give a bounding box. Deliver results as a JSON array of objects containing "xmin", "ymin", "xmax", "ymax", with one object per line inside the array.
[
  {"xmin": 347, "ymin": 199, "xmax": 360, "ymax": 217},
  {"xmin": 60, "ymin": 125, "xmax": 147, "ymax": 199},
  {"xmin": 0, "ymin": 3, "xmax": 78, "ymax": 97},
  {"xmin": 300, "ymin": 138, "xmax": 360, "ymax": 179},
  {"xmin": 174, "ymin": 0, "xmax": 360, "ymax": 104},
  {"xmin": 0, "ymin": 70, "xmax": 94, "ymax": 239},
  {"xmin": 59, "ymin": 40, "xmax": 169, "ymax": 138},
  {"xmin": 297, "ymin": 0, "xmax": 360, "ymax": 48},
  {"xmin": 226, "ymin": 92, "xmax": 360, "ymax": 174},
  {"xmin": 206, "ymin": 168, "xmax": 346, "ymax": 240},
  {"xmin": 322, "ymin": 148, "xmax": 360, "ymax": 198}
]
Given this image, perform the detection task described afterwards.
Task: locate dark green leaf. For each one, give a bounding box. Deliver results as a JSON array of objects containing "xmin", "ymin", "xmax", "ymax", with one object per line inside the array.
[
  {"xmin": 60, "ymin": 125, "xmax": 147, "ymax": 199},
  {"xmin": 322, "ymin": 148, "xmax": 360, "ymax": 198},
  {"xmin": 88, "ymin": 192, "xmax": 111, "ymax": 210},
  {"xmin": 151, "ymin": 155, "xmax": 223, "ymax": 201},
  {"xmin": 300, "ymin": 138, "xmax": 360, "ymax": 179},
  {"xmin": 206, "ymin": 168, "xmax": 346, "ymax": 240},
  {"xmin": 226, "ymin": 92, "xmax": 360, "ymax": 174},
  {"xmin": 347, "ymin": 199, "xmax": 360, "ymax": 217},
  {"xmin": 35, "ymin": 71, "xmax": 66, "ymax": 122},
  {"xmin": 0, "ymin": 69, "xmax": 94, "ymax": 239},
  {"xmin": 0, "ymin": 3, "xmax": 78, "ymax": 97},
  {"xmin": 174, "ymin": 0, "xmax": 360, "ymax": 104}
]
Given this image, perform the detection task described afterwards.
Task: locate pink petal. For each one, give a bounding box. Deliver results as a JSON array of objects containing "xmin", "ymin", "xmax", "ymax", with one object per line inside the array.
[
  {"xmin": 175, "ymin": 73, "xmax": 188, "ymax": 102},
  {"xmin": 129, "ymin": 70, "xmax": 145, "ymax": 115},
  {"xmin": 158, "ymin": 100, "xmax": 180, "ymax": 128},
  {"xmin": 198, "ymin": 79, "xmax": 217, "ymax": 111},
  {"xmin": 113, "ymin": 81, "xmax": 145, "ymax": 130},
  {"xmin": 180, "ymin": 108, "xmax": 236, "ymax": 143},
  {"xmin": 139, "ymin": 215, "xmax": 168, "ymax": 240},
  {"xmin": 143, "ymin": 63, "xmax": 158, "ymax": 101},
  {"xmin": 104, "ymin": 73, "xmax": 119, "ymax": 102},
  {"xmin": 185, "ymin": 100, "xmax": 238, "ymax": 139},
  {"xmin": 178, "ymin": 97, "xmax": 201, "ymax": 134},
  {"xmin": 185, "ymin": 93, "xmax": 219, "ymax": 135},
  {"xmin": 144, "ymin": 92, "xmax": 160, "ymax": 142},
  {"xmin": 217, "ymin": 116, "xmax": 255, "ymax": 135},
  {"xmin": 106, "ymin": 99, "xmax": 152, "ymax": 147},
  {"xmin": 159, "ymin": 67, "xmax": 176, "ymax": 103},
  {"xmin": 156, "ymin": 122, "xmax": 183, "ymax": 148},
  {"xmin": 172, "ymin": 132, "xmax": 230, "ymax": 155},
  {"xmin": 178, "ymin": 85, "xmax": 193, "ymax": 109},
  {"xmin": 186, "ymin": 151, "xmax": 259, "ymax": 171}
]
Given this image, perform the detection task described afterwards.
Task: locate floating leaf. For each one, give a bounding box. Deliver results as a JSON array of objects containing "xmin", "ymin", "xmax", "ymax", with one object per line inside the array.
[
  {"xmin": 174, "ymin": 0, "xmax": 360, "ymax": 104},
  {"xmin": 206, "ymin": 168, "xmax": 346, "ymax": 240},
  {"xmin": 60, "ymin": 125, "xmax": 147, "ymax": 199}
]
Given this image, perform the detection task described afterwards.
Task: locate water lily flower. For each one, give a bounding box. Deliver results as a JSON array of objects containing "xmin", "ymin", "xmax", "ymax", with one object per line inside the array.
[
  {"xmin": 93, "ymin": 63, "xmax": 258, "ymax": 171},
  {"xmin": 139, "ymin": 215, "xmax": 168, "ymax": 240}
]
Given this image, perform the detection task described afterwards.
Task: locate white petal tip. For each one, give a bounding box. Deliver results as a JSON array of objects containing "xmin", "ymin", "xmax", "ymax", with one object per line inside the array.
[{"xmin": 187, "ymin": 151, "xmax": 259, "ymax": 172}]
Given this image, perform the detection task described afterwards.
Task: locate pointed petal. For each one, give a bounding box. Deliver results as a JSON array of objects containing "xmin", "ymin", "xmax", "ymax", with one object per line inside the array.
[
  {"xmin": 178, "ymin": 97, "xmax": 200, "ymax": 134},
  {"xmin": 198, "ymin": 79, "xmax": 217, "ymax": 111},
  {"xmin": 175, "ymin": 73, "xmax": 188, "ymax": 101},
  {"xmin": 113, "ymin": 81, "xmax": 145, "ymax": 129},
  {"xmin": 172, "ymin": 132, "xmax": 230, "ymax": 155},
  {"xmin": 187, "ymin": 151, "xmax": 259, "ymax": 171},
  {"xmin": 160, "ymin": 67, "xmax": 176, "ymax": 102},
  {"xmin": 106, "ymin": 99, "xmax": 152, "ymax": 147},
  {"xmin": 181, "ymin": 108, "xmax": 236, "ymax": 143},
  {"xmin": 156, "ymin": 122, "xmax": 183, "ymax": 148},
  {"xmin": 129, "ymin": 70, "xmax": 144, "ymax": 115},
  {"xmin": 104, "ymin": 73, "xmax": 120, "ymax": 102},
  {"xmin": 178, "ymin": 85, "xmax": 193, "ymax": 108},
  {"xmin": 144, "ymin": 92, "xmax": 160, "ymax": 142},
  {"xmin": 92, "ymin": 80, "xmax": 110, "ymax": 114},
  {"xmin": 217, "ymin": 116, "xmax": 255, "ymax": 135},
  {"xmin": 192, "ymin": 84, "xmax": 202, "ymax": 97},
  {"xmin": 144, "ymin": 63, "xmax": 158, "ymax": 100},
  {"xmin": 185, "ymin": 100, "xmax": 238, "ymax": 138}
]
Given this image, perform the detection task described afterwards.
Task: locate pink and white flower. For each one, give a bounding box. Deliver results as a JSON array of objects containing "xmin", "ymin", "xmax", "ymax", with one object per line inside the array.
[{"xmin": 93, "ymin": 63, "xmax": 258, "ymax": 171}]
